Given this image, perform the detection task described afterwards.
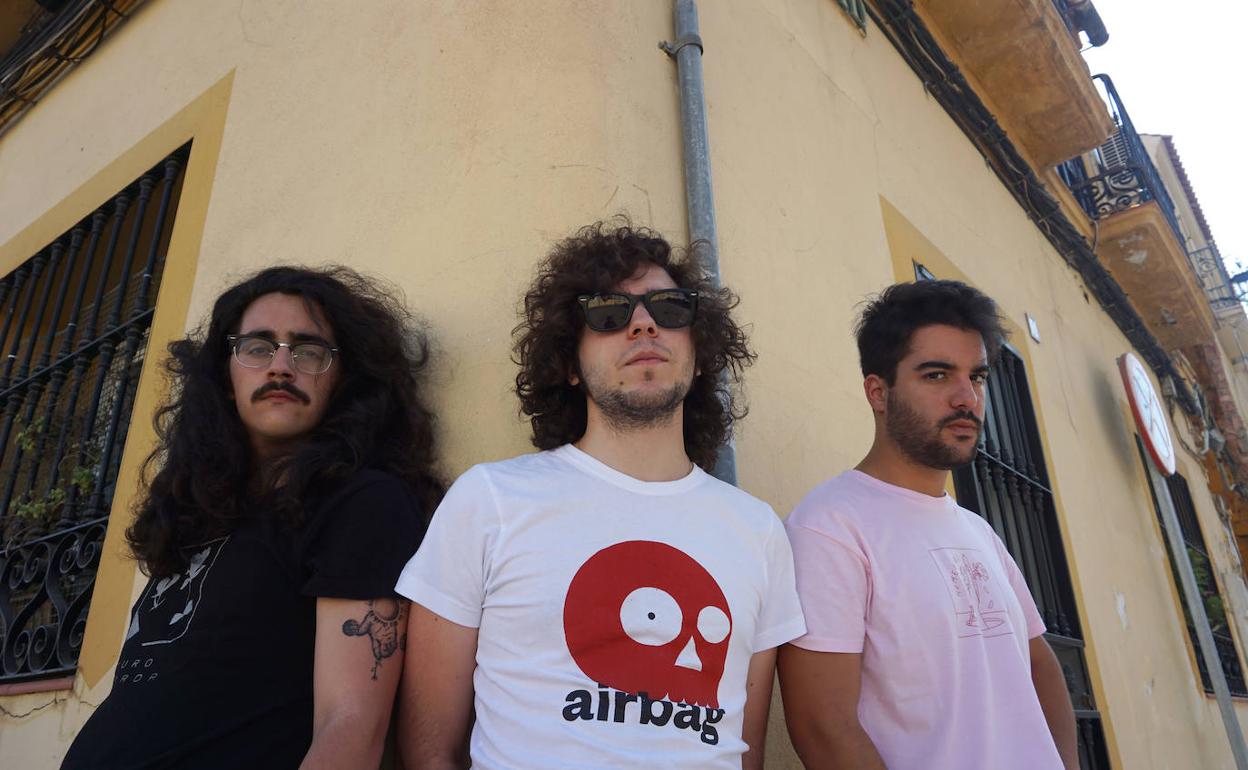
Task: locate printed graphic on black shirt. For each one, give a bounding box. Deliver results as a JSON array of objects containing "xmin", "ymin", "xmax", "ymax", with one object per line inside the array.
[
  {"xmin": 125, "ymin": 537, "xmax": 228, "ymax": 648},
  {"xmin": 929, "ymin": 546, "xmax": 1015, "ymax": 639},
  {"xmin": 561, "ymin": 540, "xmax": 732, "ymax": 745}
]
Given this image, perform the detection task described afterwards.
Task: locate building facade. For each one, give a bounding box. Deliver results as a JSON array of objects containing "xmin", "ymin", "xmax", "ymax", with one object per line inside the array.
[{"xmin": 1, "ymin": 1, "xmax": 1247, "ymax": 767}]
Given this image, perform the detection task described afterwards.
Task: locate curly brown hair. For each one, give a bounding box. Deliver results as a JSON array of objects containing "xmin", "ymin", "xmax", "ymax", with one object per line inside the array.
[{"xmin": 513, "ymin": 222, "xmax": 755, "ymax": 471}]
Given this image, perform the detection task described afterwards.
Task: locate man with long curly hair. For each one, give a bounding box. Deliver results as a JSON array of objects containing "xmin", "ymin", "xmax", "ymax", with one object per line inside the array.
[
  {"xmin": 62, "ymin": 266, "xmax": 443, "ymax": 769},
  {"xmin": 397, "ymin": 222, "xmax": 806, "ymax": 769}
]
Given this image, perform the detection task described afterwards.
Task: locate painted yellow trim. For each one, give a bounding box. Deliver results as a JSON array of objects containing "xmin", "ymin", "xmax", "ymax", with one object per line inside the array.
[
  {"xmin": 0, "ymin": 72, "xmax": 234, "ymax": 691},
  {"xmin": 877, "ymin": 195, "xmax": 1125, "ymax": 769}
]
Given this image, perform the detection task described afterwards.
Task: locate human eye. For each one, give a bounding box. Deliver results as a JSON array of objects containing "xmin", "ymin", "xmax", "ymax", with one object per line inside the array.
[
  {"xmin": 971, "ymin": 371, "xmax": 990, "ymax": 385},
  {"xmin": 292, "ymin": 343, "xmax": 328, "ymax": 364},
  {"xmin": 923, "ymin": 371, "xmax": 946, "ymax": 381},
  {"xmin": 239, "ymin": 338, "xmax": 274, "ymax": 357}
]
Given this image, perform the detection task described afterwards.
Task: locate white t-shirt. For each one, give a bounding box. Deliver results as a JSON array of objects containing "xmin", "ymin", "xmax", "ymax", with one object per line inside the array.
[
  {"xmin": 786, "ymin": 470, "xmax": 1062, "ymax": 770},
  {"xmin": 397, "ymin": 444, "xmax": 806, "ymax": 769}
]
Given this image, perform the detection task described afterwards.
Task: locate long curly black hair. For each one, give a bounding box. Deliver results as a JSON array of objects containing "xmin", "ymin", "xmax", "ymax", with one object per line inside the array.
[
  {"xmin": 127, "ymin": 266, "xmax": 445, "ymax": 578},
  {"xmin": 513, "ymin": 222, "xmax": 755, "ymax": 471}
]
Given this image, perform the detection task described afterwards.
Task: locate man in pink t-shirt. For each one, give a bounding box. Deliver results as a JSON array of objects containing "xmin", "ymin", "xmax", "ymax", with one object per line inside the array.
[{"xmin": 778, "ymin": 280, "xmax": 1078, "ymax": 769}]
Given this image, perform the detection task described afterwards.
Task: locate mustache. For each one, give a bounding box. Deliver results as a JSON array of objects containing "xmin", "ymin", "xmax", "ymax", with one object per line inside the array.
[
  {"xmin": 252, "ymin": 381, "xmax": 310, "ymax": 405},
  {"xmin": 939, "ymin": 410, "xmax": 982, "ymax": 428}
]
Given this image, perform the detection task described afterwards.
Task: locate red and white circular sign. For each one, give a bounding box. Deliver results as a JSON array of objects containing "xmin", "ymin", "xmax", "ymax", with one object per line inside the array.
[{"xmin": 1119, "ymin": 352, "xmax": 1176, "ymax": 476}]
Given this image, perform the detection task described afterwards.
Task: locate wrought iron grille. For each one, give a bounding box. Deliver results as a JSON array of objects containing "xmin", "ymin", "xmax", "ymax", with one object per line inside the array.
[
  {"xmin": 952, "ymin": 348, "xmax": 1111, "ymax": 770},
  {"xmin": 1188, "ymin": 245, "xmax": 1240, "ymax": 312},
  {"xmin": 0, "ymin": 145, "xmax": 187, "ymax": 684},
  {"xmin": 1057, "ymin": 74, "xmax": 1185, "ymax": 248},
  {"xmin": 1148, "ymin": 469, "xmax": 1248, "ymax": 696}
]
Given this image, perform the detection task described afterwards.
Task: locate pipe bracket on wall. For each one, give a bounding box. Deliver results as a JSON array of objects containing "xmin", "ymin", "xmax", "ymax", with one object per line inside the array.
[{"xmin": 660, "ymin": 35, "xmax": 704, "ymax": 57}]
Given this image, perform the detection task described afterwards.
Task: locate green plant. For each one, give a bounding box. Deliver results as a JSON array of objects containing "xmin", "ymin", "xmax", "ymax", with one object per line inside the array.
[{"xmin": 7, "ymin": 422, "xmax": 98, "ymax": 523}]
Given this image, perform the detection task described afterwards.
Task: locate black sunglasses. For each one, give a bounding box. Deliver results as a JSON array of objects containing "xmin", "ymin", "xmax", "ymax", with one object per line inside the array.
[{"xmin": 576, "ymin": 288, "xmax": 699, "ymax": 332}]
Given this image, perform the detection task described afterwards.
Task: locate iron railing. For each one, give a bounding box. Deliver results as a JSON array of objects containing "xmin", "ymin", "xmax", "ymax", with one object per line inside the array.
[
  {"xmin": 1058, "ymin": 74, "xmax": 1185, "ymax": 248},
  {"xmin": 1050, "ymin": 0, "xmax": 1108, "ymax": 47},
  {"xmin": 0, "ymin": 145, "xmax": 187, "ymax": 684},
  {"xmin": 1188, "ymin": 245, "xmax": 1240, "ymax": 311},
  {"xmin": 952, "ymin": 348, "xmax": 1110, "ymax": 769}
]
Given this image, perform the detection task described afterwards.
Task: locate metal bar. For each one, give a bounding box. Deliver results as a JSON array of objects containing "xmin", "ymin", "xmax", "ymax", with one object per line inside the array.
[
  {"xmin": 1, "ymin": 257, "xmax": 45, "ymax": 387},
  {"xmin": 37, "ymin": 227, "xmax": 84, "ymax": 368},
  {"xmin": 1145, "ymin": 458, "xmax": 1248, "ymax": 768},
  {"xmin": 666, "ymin": 0, "xmax": 735, "ymax": 485},
  {"xmin": 82, "ymin": 193, "xmax": 129, "ymax": 342},
  {"xmin": 135, "ymin": 155, "xmax": 181, "ymax": 315},
  {"xmin": 60, "ymin": 211, "xmax": 106, "ymax": 358},
  {"xmin": 107, "ymin": 175, "xmax": 154, "ymax": 329},
  {"xmin": 16, "ymin": 243, "xmax": 63, "ymax": 380},
  {"xmin": 88, "ymin": 328, "xmax": 142, "ymax": 514},
  {"xmin": 47, "ymin": 356, "xmax": 90, "ymax": 529}
]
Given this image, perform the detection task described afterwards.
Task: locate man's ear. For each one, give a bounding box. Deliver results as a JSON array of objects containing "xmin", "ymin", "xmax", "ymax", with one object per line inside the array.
[{"xmin": 864, "ymin": 374, "xmax": 889, "ymax": 414}]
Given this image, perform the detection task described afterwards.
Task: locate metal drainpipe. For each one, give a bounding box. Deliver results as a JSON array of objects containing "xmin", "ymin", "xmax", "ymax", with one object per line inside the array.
[{"xmin": 662, "ymin": 0, "xmax": 738, "ymax": 486}]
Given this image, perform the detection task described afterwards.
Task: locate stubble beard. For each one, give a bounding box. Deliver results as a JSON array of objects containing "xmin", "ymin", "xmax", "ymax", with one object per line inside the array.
[
  {"xmin": 885, "ymin": 391, "xmax": 980, "ymax": 470},
  {"xmin": 583, "ymin": 366, "xmax": 693, "ymax": 433}
]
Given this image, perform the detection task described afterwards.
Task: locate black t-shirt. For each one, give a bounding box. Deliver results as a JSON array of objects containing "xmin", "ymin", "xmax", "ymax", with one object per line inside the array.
[{"xmin": 61, "ymin": 469, "xmax": 425, "ymax": 770}]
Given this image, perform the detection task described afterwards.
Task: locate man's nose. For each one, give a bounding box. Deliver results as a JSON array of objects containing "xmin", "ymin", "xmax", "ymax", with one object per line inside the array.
[
  {"xmin": 627, "ymin": 302, "xmax": 659, "ymax": 339},
  {"xmin": 266, "ymin": 345, "xmax": 297, "ymax": 377},
  {"xmin": 949, "ymin": 377, "xmax": 980, "ymax": 409}
]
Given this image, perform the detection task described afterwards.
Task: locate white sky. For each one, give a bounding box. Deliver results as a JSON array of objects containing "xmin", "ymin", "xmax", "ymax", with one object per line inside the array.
[{"xmin": 1080, "ymin": 1, "xmax": 1248, "ymax": 273}]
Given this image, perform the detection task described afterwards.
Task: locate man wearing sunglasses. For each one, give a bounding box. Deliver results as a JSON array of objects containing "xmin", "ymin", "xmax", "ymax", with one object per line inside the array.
[
  {"xmin": 62, "ymin": 266, "xmax": 443, "ymax": 770},
  {"xmin": 397, "ymin": 222, "xmax": 805, "ymax": 769}
]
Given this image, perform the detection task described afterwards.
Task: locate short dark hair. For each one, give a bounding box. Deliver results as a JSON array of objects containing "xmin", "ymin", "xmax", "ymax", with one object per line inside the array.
[
  {"xmin": 855, "ymin": 279, "xmax": 1007, "ymax": 384},
  {"xmin": 513, "ymin": 221, "xmax": 755, "ymax": 471},
  {"xmin": 127, "ymin": 265, "xmax": 445, "ymax": 578}
]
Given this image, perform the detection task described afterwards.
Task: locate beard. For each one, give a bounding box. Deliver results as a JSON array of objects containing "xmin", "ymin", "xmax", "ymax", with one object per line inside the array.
[
  {"xmin": 581, "ymin": 361, "xmax": 693, "ymax": 433},
  {"xmin": 885, "ymin": 391, "xmax": 981, "ymax": 470}
]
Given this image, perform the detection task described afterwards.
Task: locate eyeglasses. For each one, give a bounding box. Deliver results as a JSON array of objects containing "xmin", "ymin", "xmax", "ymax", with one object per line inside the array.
[
  {"xmin": 576, "ymin": 288, "xmax": 699, "ymax": 332},
  {"xmin": 228, "ymin": 334, "xmax": 339, "ymax": 375}
]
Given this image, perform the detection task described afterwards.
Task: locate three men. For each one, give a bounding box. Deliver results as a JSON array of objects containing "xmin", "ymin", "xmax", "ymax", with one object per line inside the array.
[
  {"xmin": 63, "ymin": 267, "xmax": 442, "ymax": 769},
  {"xmin": 396, "ymin": 223, "xmax": 806, "ymax": 768},
  {"xmin": 778, "ymin": 280, "xmax": 1078, "ymax": 769}
]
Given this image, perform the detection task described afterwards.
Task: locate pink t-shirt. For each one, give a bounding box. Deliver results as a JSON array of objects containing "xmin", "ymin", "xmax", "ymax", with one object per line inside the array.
[{"xmin": 786, "ymin": 470, "xmax": 1062, "ymax": 770}]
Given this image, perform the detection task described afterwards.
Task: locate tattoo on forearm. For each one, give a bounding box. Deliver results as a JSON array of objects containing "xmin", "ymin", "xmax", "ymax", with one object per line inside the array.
[{"xmin": 342, "ymin": 598, "xmax": 410, "ymax": 680}]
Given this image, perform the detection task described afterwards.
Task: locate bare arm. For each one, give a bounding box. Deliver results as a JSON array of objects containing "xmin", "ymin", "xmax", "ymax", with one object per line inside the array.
[
  {"xmin": 300, "ymin": 597, "xmax": 408, "ymax": 770},
  {"xmin": 1030, "ymin": 635, "xmax": 1078, "ymax": 770},
  {"xmin": 398, "ymin": 603, "xmax": 478, "ymax": 770},
  {"xmin": 741, "ymin": 648, "xmax": 777, "ymax": 770},
  {"xmin": 777, "ymin": 644, "xmax": 886, "ymax": 770}
]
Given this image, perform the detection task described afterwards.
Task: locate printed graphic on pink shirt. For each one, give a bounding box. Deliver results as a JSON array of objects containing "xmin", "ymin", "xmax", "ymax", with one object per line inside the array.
[
  {"xmin": 929, "ymin": 547, "xmax": 1015, "ymax": 639},
  {"xmin": 563, "ymin": 540, "xmax": 733, "ymax": 707}
]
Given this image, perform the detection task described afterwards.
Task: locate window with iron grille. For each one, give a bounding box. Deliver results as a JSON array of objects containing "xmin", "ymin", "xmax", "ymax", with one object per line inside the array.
[
  {"xmin": 1142, "ymin": 463, "xmax": 1248, "ymax": 696},
  {"xmin": 0, "ymin": 144, "xmax": 188, "ymax": 685},
  {"xmin": 951, "ymin": 347, "xmax": 1111, "ymax": 770}
]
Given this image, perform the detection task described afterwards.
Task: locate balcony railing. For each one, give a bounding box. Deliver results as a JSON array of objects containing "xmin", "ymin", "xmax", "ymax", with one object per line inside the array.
[
  {"xmin": 1188, "ymin": 245, "xmax": 1240, "ymax": 312},
  {"xmin": 1051, "ymin": 0, "xmax": 1109, "ymax": 47},
  {"xmin": 1057, "ymin": 74, "xmax": 1185, "ymax": 248}
]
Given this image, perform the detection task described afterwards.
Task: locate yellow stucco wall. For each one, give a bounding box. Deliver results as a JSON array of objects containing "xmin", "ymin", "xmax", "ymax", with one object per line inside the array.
[{"xmin": 2, "ymin": 1, "xmax": 1247, "ymax": 768}]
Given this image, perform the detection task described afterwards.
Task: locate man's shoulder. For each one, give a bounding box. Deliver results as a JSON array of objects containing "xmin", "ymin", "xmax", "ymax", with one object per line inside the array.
[
  {"xmin": 325, "ymin": 467, "xmax": 410, "ymax": 498},
  {"xmin": 461, "ymin": 448, "xmax": 572, "ymax": 483},
  {"xmin": 786, "ymin": 471, "xmax": 870, "ymax": 531},
  {"xmin": 696, "ymin": 471, "xmax": 779, "ymax": 523}
]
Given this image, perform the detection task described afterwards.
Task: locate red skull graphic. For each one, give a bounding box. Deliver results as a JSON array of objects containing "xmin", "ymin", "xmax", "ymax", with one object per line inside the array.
[{"xmin": 563, "ymin": 541, "xmax": 732, "ymax": 707}]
